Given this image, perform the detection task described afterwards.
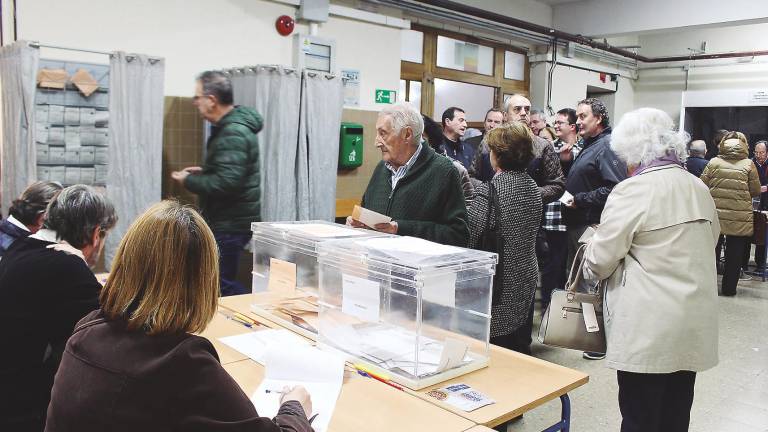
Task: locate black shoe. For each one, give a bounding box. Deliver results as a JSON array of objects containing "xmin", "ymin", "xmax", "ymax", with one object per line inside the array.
[{"xmin": 582, "ymin": 351, "xmax": 606, "ymax": 360}]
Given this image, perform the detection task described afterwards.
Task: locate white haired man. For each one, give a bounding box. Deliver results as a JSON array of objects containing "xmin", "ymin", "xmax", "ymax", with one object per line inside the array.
[
  {"xmin": 348, "ymin": 104, "xmax": 469, "ymax": 246},
  {"xmin": 685, "ymin": 140, "xmax": 709, "ymax": 178}
]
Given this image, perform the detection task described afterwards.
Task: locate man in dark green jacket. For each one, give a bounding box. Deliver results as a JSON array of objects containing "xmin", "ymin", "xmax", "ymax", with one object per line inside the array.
[
  {"xmin": 172, "ymin": 71, "xmax": 261, "ymax": 296},
  {"xmin": 348, "ymin": 104, "xmax": 468, "ymax": 247}
]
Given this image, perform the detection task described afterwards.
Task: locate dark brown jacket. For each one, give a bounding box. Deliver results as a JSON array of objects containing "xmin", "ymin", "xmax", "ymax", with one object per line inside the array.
[{"xmin": 46, "ymin": 310, "xmax": 313, "ymax": 432}]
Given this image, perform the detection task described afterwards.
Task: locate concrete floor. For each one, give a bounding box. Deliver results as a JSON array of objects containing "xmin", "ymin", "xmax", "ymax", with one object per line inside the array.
[{"xmin": 506, "ymin": 274, "xmax": 768, "ymax": 432}]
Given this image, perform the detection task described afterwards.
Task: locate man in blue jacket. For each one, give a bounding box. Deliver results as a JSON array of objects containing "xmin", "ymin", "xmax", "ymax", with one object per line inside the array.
[{"xmin": 563, "ymin": 98, "xmax": 627, "ymax": 360}]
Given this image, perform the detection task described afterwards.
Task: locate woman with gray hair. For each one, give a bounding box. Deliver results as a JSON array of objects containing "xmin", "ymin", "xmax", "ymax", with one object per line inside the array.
[
  {"xmin": 0, "ymin": 185, "xmax": 117, "ymax": 431},
  {"xmin": 581, "ymin": 108, "xmax": 719, "ymax": 432}
]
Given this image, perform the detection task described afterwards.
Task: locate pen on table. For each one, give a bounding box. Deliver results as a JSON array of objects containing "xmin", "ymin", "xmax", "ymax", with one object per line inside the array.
[{"xmin": 218, "ymin": 311, "xmax": 258, "ymax": 328}]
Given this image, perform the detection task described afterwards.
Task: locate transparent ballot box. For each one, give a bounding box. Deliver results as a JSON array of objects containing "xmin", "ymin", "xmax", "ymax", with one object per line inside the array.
[
  {"xmin": 251, "ymin": 220, "xmax": 387, "ymax": 295},
  {"xmin": 316, "ymin": 236, "xmax": 497, "ymax": 390},
  {"xmin": 250, "ymin": 221, "xmax": 389, "ymax": 338}
]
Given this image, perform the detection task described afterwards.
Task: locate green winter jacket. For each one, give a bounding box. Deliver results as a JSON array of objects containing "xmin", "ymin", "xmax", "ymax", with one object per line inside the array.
[
  {"xmin": 361, "ymin": 144, "xmax": 469, "ymax": 246},
  {"xmin": 185, "ymin": 106, "xmax": 262, "ymax": 233},
  {"xmin": 700, "ymin": 136, "xmax": 761, "ymax": 237}
]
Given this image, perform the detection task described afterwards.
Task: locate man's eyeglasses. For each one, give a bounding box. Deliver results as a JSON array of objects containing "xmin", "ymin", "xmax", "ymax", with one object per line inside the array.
[{"xmin": 553, "ymin": 120, "xmax": 573, "ymax": 126}]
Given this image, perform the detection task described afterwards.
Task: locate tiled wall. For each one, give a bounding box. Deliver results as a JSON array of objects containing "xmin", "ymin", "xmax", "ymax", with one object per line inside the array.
[{"xmin": 162, "ymin": 96, "xmax": 204, "ymax": 204}]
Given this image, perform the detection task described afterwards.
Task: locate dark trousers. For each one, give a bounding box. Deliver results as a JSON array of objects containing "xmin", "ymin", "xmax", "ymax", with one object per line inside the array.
[
  {"xmin": 214, "ymin": 231, "xmax": 251, "ymax": 297},
  {"xmin": 742, "ymin": 242, "xmax": 767, "ymax": 270},
  {"xmin": 491, "ymin": 312, "xmax": 533, "ymax": 355},
  {"xmin": 617, "ymin": 370, "xmax": 696, "ymax": 432},
  {"xmin": 722, "ymin": 235, "xmax": 749, "ymax": 296},
  {"xmin": 541, "ymin": 230, "xmax": 568, "ymax": 308},
  {"xmin": 566, "ymin": 224, "xmax": 589, "ymax": 272}
]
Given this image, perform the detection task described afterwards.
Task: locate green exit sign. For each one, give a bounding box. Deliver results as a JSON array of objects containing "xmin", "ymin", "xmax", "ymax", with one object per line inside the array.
[{"xmin": 375, "ymin": 89, "xmax": 397, "ymax": 104}]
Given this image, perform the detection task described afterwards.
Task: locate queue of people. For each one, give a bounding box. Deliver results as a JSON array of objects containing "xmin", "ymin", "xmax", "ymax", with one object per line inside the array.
[{"xmin": 0, "ymin": 71, "xmax": 755, "ymax": 432}]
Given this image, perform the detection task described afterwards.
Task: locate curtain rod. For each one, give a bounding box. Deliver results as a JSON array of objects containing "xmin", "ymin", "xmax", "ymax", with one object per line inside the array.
[{"xmin": 29, "ymin": 41, "xmax": 162, "ymax": 63}]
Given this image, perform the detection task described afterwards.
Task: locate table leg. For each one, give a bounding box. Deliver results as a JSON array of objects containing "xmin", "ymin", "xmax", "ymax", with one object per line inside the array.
[{"xmin": 541, "ymin": 393, "xmax": 571, "ymax": 432}]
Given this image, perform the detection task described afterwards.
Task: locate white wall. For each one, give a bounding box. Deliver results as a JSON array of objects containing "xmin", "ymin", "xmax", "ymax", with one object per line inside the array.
[
  {"xmin": 529, "ymin": 53, "xmax": 634, "ymax": 124},
  {"xmin": 461, "ymin": 0, "xmax": 553, "ymax": 27},
  {"xmin": 16, "ymin": 0, "xmax": 401, "ymax": 110},
  {"xmin": 634, "ymin": 22, "xmax": 768, "ymax": 123},
  {"xmin": 553, "ymin": 0, "xmax": 768, "ymax": 37}
]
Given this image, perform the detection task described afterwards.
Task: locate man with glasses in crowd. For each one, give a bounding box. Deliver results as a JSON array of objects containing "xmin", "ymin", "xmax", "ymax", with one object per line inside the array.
[{"xmin": 540, "ymin": 108, "xmax": 583, "ymax": 310}]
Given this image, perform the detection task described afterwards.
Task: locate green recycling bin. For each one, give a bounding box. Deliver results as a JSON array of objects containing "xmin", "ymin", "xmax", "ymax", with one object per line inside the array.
[{"xmin": 339, "ymin": 122, "xmax": 363, "ymax": 169}]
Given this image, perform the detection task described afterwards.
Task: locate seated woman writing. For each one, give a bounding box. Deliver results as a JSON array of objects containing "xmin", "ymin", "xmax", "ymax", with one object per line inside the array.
[{"xmin": 46, "ymin": 200, "xmax": 312, "ymax": 432}]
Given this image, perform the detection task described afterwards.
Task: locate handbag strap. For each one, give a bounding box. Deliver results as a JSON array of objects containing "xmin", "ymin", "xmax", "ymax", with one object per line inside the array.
[
  {"xmin": 565, "ymin": 243, "xmax": 588, "ymax": 294},
  {"xmin": 485, "ymin": 181, "xmax": 500, "ymax": 232}
]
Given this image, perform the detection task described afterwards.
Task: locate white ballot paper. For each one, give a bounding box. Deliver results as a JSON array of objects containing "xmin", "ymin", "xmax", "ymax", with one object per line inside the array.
[
  {"xmin": 351, "ymin": 205, "xmax": 391, "ymax": 228},
  {"xmin": 558, "ymin": 190, "xmax": 574, "ymax": 205},
  {"xmin": 219, "ymin": 329, "xmax": 309, "ymax": 365},
  {"xmin": 271, "ymin": 222, "xmax": 372, "ymax": 238},
  {"xmin": 252, "ymin": 344, "xmax": 344, "ymax": 432}
]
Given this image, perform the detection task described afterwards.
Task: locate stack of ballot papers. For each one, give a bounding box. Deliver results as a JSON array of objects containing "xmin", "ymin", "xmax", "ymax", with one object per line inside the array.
[
  {"xmin": 251, "ymin": 344, "xmax": 345, "ymax": 432},
  {"xmin": 219, "ymin": 328, "xmax": 308, "ymax": 365}
]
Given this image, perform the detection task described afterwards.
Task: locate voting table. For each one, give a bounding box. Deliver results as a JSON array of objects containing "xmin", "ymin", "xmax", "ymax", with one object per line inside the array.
[{"xmin": 208, "ymin": 293, "xmax": 588, "ymax": 431}]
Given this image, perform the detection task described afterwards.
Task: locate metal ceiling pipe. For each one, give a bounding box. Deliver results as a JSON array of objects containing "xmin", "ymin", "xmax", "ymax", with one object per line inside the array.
[{"xmin": 405, "ymin": 0, "xmax": 768, "ymax": 63}]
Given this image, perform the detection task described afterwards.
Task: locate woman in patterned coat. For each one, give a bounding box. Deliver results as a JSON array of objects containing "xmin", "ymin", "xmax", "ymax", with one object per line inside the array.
[{"xmin": 467, "ymin": 122, "xmax": 542, "ymax": 354}]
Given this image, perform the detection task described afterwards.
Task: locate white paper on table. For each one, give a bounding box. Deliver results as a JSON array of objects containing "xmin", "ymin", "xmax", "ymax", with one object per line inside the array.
[
  {"xmin": 341, "ymin": 273, "xmax": 380, "ymax": 322},
  {"xmin": 352, "ymin": 205, "xmax": 391, "ymax": 228},
  {"xmin": 421, "ymin": 272, "xmax": 457, "ymax": 308},
  {"xmin": 219, "ymin": 329, "xmax": 309, "ymax": 365},
  {"xmin": 251, "ymin": 344, "xmax": 344, "ymax": 432},
  {"xmin": 558, "ymin": 190, "xmax": 574, "ymax": 204},
  {"xmin": 270, "ymin": 223, "xmax": 371, "ymax": 238}
]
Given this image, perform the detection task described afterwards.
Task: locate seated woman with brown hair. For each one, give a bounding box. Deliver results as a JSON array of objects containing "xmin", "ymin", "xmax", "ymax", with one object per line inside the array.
[{"xmin": 45, "ymin": 201, "xmax": 312, "ymax": 432}]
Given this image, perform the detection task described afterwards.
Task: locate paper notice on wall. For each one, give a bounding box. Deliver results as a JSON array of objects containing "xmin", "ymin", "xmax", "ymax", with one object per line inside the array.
[
  {"xmin": 268, "ymin": 258, "xmax": 297, "ymax": 294},
  {"xmin": 342, "ymin": 273, "xmax": 380, "ymax": 322},
  {"xmin": 341, "ymin": 69, "xmax": 360, "ymax": 107}
]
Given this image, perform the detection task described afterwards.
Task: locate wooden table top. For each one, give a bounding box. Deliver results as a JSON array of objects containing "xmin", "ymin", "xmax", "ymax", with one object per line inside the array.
[{"xmin": 217, "ymin": 293, "xmax": 589, "ymax": 428}]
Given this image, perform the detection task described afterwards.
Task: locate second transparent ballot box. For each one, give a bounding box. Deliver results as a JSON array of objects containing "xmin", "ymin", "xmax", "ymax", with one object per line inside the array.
[
  {"xmin": 250, "ymin": 221, "xmax": 388, "ymax": 296},
  {"xmin": 316, "ymin": 236, "xmax": 497, "ymax": 389}
]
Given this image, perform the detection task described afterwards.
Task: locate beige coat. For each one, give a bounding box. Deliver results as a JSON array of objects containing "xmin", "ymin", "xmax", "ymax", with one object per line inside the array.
[
  {"xmin": 583, "ymin": 165, "xmax": 719, "ymax": 373},
  {"xmin": 700, "ymin": 137, "xmax": 761, "ymax": 236}
]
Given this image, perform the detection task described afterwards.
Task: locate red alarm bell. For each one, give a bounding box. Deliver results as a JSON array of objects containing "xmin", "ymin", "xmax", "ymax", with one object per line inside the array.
[{"xmin": 275, "ymin": 15, "xmax": 295, "ymax": 36}]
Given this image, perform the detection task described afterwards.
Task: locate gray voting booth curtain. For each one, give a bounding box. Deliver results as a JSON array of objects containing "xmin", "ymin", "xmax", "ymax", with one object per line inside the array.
[
  {"xmin": 229, "ymin": 66, "xmax": 342, "ymax": 222},
  {"xmin": 105, "ymin": 52, "xmax": 164, "ymax": 268},
  {"xmin": 0, "ymin": 41, "xmax": 39, "ymax": 215},
  {"xmin": 231, "ymin": 66, "xmax": 302, "ymax": 222},
  {"xmin": 300, "ymin": 71, "xmax": 343, "ymax": 221}
]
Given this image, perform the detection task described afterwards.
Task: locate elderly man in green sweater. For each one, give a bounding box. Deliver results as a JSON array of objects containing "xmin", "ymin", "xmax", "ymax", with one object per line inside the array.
[{"xmin": 348, "ymin": 104, "xmax": 469, "ymax": 247}]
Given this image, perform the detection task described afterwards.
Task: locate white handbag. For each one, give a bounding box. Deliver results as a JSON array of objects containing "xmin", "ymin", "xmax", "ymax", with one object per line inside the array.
[{"xmin": 538, "ymin": 244, "xmax": 607, "ymax": 353}]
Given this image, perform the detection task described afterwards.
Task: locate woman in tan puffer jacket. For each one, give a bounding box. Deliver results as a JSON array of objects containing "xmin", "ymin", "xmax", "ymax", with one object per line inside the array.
[{"xmin": 700, "ymin": 131, "xmax": 761, "ymax": 296}]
